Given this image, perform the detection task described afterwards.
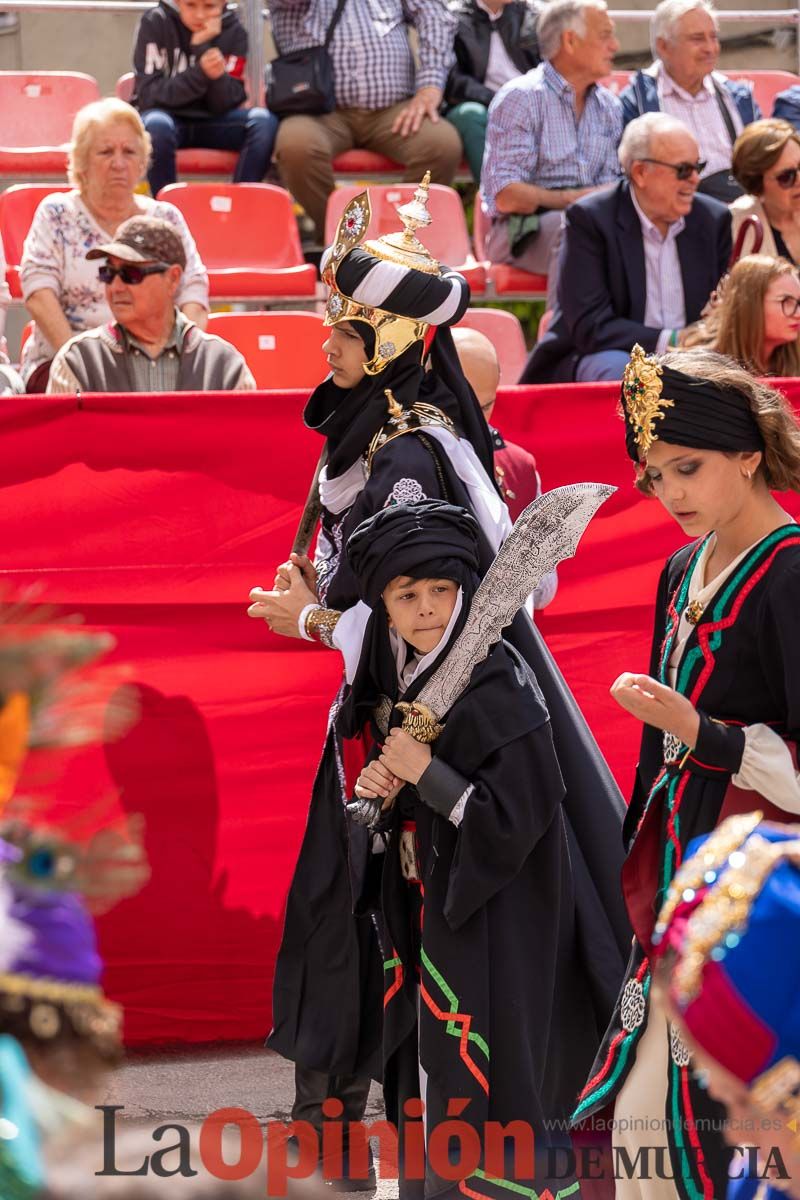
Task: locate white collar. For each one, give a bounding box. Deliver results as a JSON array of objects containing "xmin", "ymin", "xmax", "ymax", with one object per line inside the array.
[
  {"xmin": 658, "ymin": 61, "xmax": 718, "ymax": 102},
  {"xmin": 318, "ymin": 457, "xmax": 367, "ymax": 515},
  {"xmin": 392, "ymin": 587, "xmax": 464, "ymax": 695},
  {"xmin": 475, "ymin": 0, "xmax": 504, "ymax": 22},
  {"xmin": 630, "ymin": 183, "xmax": 686, "ymax": 243}
]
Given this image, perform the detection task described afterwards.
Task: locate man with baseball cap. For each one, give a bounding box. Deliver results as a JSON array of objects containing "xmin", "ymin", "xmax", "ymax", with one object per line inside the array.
[{"xmin": 47, "ymin": 215, "xmax": 255, "ymax": 393}]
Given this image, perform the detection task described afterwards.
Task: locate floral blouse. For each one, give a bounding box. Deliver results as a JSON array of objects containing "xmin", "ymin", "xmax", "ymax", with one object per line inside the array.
[{"xmin": 19, "ymin": 191, "xmax": 209, "ymax": 383}]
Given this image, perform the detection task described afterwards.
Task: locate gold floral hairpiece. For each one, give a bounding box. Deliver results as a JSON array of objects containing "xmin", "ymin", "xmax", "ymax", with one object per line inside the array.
[{"xmin": 623, "ymin": 344, "xmax": 674, "ymax": 456}]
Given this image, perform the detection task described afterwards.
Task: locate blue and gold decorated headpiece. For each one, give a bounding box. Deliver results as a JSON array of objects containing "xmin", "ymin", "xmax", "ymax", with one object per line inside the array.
[{"xmin": 654, "ymin": 815, "xmax": 800, "ymax": 1090}]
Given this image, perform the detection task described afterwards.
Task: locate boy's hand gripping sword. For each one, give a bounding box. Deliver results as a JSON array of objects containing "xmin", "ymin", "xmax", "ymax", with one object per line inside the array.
[{"xmin": 346, "ymin": 481, "xmax": 616, "ymax": 828}]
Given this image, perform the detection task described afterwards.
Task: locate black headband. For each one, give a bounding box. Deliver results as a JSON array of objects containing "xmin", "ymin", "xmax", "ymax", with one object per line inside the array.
[{"xmin": 621, "ymin": 347, "xmax": 765, "ymax": 463}]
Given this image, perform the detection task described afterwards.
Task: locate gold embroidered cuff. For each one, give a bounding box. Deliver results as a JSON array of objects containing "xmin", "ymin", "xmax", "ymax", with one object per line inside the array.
[{"xmin": 305, "ymin": 606, "xmax": 342, "ymax": 649}]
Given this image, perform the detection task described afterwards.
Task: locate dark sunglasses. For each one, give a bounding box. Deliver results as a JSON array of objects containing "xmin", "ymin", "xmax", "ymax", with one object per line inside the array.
[
  {"xmin": 641, "ymin": 158, "xmax": 707, "ymax": 181},
  {"xmin": 773, "ymin": 166, "xmax": 800, "ymax": 190},
  {"xmin": 98, "ymin": 262, "xmax": 170, "ymax": 285}
]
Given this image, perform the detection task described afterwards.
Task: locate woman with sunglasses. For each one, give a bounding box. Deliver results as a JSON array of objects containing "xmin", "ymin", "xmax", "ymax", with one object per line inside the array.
[
  {"xmin": 574, "ymin": 344, "xmax": 800, "ymax": 1200},
  {"xmin": 730, "ymin": 119, "xmax": 800, "ymax": 266},
  {"xmin": 712, "ymin": 254, "xmax": 800, "ymax": 376}
]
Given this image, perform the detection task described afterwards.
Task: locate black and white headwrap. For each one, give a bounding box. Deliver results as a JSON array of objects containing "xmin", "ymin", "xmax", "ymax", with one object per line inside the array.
[{"xmin": 328, "ymin": 246, "xmax": 471, "ymax": 331}]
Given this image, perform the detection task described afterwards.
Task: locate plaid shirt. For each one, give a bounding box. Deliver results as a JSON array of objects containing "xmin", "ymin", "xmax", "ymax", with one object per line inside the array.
[
  {"xmin": 120, "ymin": 309, "xmax": 187, "ymax": 393},
  {"xmin": 268, "ymin": 0, "xmax": 456, "ymax": 110},
  {"xmin": 481, "ymin": 61, "xmax": 623, "ymax": 218}
]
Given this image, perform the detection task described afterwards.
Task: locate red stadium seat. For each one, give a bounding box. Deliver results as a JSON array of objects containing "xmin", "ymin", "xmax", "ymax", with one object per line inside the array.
[
  {"xmin": 206, "ymin": 310, "xmax": 327, "ymax": 389},
  {"xmin": 156, "ymin": 183, "xmax": 317, "ymax": 300},
  {"xmin": 601, "ymin": 70, "xmax": 632, "ymax": 96},
  {"xmin": 724, "ymin": 69, "xmax": 800, "ymax": 117},
  {"xmin": 116, "ymin": 74, "xmax": 239, "ymax": 176},
  {"xmin": 0, "ymin": 71, "xmax": 101, "ymax": 177},
  {"xmin": 0, "ymin": 184, "xmax": 72, "ymax": 299},
  {"xmin": 472, "ymin": 201, "xmax": 548, "ymax": 299},
  {"xmin": 332, "ymin": 149, "xmax": 404, "ymax": 177},
  {"xmin": 325, "ymin": 183, "xmax": 487, "ymax": 295},
  {"xmin": 457, "ymin": 308, "xmax": 528, "ymax": 386}
]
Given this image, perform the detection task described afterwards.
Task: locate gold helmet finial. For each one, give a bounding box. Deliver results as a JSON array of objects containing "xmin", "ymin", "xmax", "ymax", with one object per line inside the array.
[{"xmin": 321, "ymin": 173, "xmax": 443, "ymax": 374}]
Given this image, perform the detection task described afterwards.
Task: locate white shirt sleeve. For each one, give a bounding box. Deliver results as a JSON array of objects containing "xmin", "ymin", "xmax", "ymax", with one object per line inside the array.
[
  {"xmin": 731, "ymin": 723, "xmax": 800, "ymax": 815},
  {"xmin": 331, "ymin": 602, "xmax": 372, "ymax": 683}
]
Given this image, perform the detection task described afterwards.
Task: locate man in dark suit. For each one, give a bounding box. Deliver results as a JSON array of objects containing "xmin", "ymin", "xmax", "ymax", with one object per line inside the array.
[{"xmin": 521, "ymin": 111, "xmax": 731, "ymax": 383}]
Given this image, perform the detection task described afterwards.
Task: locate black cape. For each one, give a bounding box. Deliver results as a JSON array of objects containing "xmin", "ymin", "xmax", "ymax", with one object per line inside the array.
[
  {"xmin": 268, "ymin": 380, "xmax": 631, "ymax": 1083},
  {"xmin": 379, "ymin": 637, "xmax": 603, "ymax": 1198}
]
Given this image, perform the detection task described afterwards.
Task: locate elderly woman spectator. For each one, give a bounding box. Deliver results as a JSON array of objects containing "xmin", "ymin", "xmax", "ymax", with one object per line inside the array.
[
  {"xmin": 730, "ymin": 118, "xmax": 800, "ymax": 266},
  {"xmin": 20, "ymin": 97, "xmax": 208, "ymax": 393},
  {"xmin": 710, "ymin": 253, "xmax": 800, "ymax": 376}
]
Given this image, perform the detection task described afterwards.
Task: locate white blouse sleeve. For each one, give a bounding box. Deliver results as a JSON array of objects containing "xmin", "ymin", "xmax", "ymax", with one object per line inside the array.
[
  {"xmin": 731, "ymin": 723, "xmax": 800, "ymax": 815},
  {"xmin": 20, "ymin": 198, "xmax": 65, "ymax": 301},
  {"xmin": 153, "ymin": 201, "xmax": 210, "ymax": 311},
  {"xmin": 332, "ymin": 602, "xmax": 371, "ymax": 684}
]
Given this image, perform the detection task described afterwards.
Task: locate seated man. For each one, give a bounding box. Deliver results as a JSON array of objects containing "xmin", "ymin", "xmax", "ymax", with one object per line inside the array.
[
  {"xmin": 453, "ymin": 325, "xmax": 558, "ymax": 609},
  {"xmin": 444, "ymin": 0, "xmax": 541, "ymax": 182},
  {"xmin": 619, "ymin": 0, "xmax": 760, "ymax": 203},
  {"xmin": 522, "ymin": 112, "xmax": 731, "ymax": 383},
  {"xmin": 47, "ymin": 217, "xmax": 255, "ymax": 393},
  {"xmin": 132, "ymin": 0, "xmax": 277, "ymax": 197},
  {"xmin": 271, "ymin": 0, "xmax": 462, "ymax": 244},
  {"xmin": 480, "ymin": 0, "xmax": 622, "ymax": 305}
]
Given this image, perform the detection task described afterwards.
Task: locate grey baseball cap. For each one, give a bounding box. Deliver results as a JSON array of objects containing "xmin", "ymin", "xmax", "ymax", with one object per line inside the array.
[{"xmin": 86, "ymin": 215, "xmax": 187, "ymax": 268}]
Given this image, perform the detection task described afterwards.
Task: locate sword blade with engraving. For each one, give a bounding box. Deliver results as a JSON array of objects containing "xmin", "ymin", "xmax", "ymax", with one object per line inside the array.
[{"xmin": 347, "ymin": 481, "xmax": 616, "ymax": 827}]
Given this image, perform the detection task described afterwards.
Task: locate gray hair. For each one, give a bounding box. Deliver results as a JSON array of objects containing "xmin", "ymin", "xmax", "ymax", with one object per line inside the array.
[
  {"xmin": 650, "ymin": 0, "xmax": 718, "ymax": 58},
  {"xmin": 618, "ymin": 111, "xmax": 690, "ymax": 174},
  {"xmin": 537, "ymin": 0, "xmax": 609, "ymax": 62}
]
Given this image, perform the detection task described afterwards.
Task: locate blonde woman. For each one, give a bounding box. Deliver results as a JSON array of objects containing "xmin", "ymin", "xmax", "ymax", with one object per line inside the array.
[
  {"xmin": 20, "ymin": 98, "xmax": 208, "ymax": 392},
  {"xmin": 713, "ymin": 254, "xmax": 800, "ymax": 376}
]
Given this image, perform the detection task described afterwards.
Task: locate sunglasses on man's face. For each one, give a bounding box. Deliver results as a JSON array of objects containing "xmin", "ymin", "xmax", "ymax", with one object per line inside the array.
[
  {"xmin": 98, "ymin": 262, "xmax": 170, "ymax": 285},
  {"xmin": 772, "ymin": 166, "xmax": 800, "ymax": 190},
  {"xmin": 641, "ymin": 158, "xmax": 707, "ymax": 181}
]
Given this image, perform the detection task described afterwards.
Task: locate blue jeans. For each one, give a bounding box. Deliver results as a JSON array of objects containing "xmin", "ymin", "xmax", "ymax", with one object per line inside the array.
[
  {"xmin": 142, "ymin": 107, "xmax": 278, "ymax": 196},
  {"xmin": 574, "ymin": 349, "xmax": 630, "ymax": 382}
]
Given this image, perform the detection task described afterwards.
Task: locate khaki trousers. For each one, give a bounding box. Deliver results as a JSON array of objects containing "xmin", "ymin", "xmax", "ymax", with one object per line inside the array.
[
  {"xmin": 612, "ymin": 1007, "xmax": 680, "ymax": 1200},
  {"xmin": 274, "ymin": 103, "xmax": 463, "ymax": 240}
]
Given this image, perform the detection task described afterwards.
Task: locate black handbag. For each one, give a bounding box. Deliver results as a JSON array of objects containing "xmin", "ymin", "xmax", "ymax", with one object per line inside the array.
[{"xmin": 266, "ymin": 0, "xmax": 348, "ymax": 118}]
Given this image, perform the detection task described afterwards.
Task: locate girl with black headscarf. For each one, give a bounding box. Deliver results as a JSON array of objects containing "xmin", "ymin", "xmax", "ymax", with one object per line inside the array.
[
  {"xmin": 343, "ymin": 500, "xmax": 601, "ymax": 1199},
  {"xmin": 576, "ymin": 345, "xmax": 800, "ymax": 1200}
]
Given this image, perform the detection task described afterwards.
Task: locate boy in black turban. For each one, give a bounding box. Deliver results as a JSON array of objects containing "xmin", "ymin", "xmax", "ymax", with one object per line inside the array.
[{"xmin": 341, "ymin": 500, "xmax": 605, "ymax": 1199}]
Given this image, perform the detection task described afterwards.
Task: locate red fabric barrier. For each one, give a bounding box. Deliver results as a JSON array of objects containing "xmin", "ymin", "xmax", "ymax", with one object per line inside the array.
[{"xmin": 3, "ymin": 381, "xmax": 799, "ymax": 1044}]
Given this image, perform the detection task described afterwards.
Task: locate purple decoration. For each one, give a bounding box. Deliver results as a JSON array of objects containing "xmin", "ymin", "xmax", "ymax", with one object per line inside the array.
[
  {"xmin": 8, "ymin": 886, "xmax": 102, "ymax": 986},
  {"xmin": 0, "ymin": 840, "xmax": 22, "ymax": 865}
]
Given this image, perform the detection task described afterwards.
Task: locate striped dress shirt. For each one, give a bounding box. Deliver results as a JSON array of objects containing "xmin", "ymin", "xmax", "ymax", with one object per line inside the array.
[
  {"xmin": 629, "ymin": 186, "xmax": 686, "ymax": 351},
  {"xmin": 268, "ymin": 0, "xmax": 456, "ymax": 110},
  {"xmin": 481, "ymin": 61, "xmax": 623, "ymax": 217}
]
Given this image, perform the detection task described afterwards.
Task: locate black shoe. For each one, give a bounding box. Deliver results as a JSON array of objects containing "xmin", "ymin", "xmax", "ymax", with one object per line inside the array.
[{"xmin": 324, "ymin": 1145, "xmax": 377, "ymax": 1193}]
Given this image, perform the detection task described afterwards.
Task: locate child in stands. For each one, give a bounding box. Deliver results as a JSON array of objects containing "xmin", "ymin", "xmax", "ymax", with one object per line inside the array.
[{"xmin": 131, "ymin": 0, "xmax": 277, "ymax": 197}]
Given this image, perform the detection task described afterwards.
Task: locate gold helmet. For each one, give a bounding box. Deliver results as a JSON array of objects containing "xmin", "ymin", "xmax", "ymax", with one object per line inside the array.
[{"xmin": 321, "ymin": 173, "xmax": 469, "ymax": 376}]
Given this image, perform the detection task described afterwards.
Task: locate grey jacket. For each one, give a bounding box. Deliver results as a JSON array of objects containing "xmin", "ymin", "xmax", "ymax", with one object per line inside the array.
[{"xmin": 47, "ymin": 319, "xmax": 255, "ymax": 393}]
